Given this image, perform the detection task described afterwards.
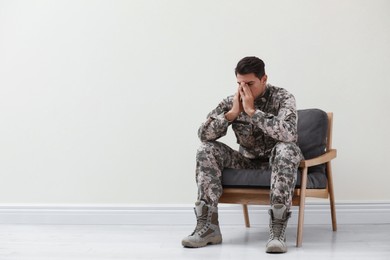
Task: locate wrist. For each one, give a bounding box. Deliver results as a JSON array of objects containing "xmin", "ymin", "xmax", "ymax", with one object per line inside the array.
[
  {"xmin": 225, "ymin": 110, "xmax": 238, "ymax": 122},
  {"xmin": 247, "ymin": 108, "xmax": 256, "ymax": 117}
]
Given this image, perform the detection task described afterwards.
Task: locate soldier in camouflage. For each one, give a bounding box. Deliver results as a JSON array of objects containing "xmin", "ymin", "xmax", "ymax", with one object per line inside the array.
[{"xmin": 182, "ymin": 57, "xmax": 303, "ymax": 253}]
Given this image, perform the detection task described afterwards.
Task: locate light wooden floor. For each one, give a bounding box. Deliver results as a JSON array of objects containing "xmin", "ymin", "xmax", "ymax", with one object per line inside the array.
[{"xmin": 0, "ymin": 224, "xmax": 389, "ymax": 259}]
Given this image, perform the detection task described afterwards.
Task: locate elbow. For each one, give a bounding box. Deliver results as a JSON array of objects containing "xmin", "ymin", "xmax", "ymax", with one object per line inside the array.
[
  {"xmin": 198, "ymin": 134, "xmax": 208, "ymax": 142},
  {"xmin": 284, "ymin": 135, "xmax": 297, "ymax": 143},
  {"xmin": 198, "ymin": 124, "xmax": 220, "ymax": 142},
  {"xmin": 198, "ymin": 126, "xmax": 207, "ymax": 142},
  {"xmin": 198, "ymin": 133, "xmax": 216, "ymax": 142},
  {"xmin": 274, "ymin": 128, "xmax": 297, "ymax": 143},
  {"xmin": 282, "ymin": 130, "xmax": 298, "ymax": 142},
  {"xmin": 198, "ymin": 128, "xmax": 212, "ymax": 142},
  {"xmin": 277, "ymin": 122, "xmax": 298, "ymax": 142}
]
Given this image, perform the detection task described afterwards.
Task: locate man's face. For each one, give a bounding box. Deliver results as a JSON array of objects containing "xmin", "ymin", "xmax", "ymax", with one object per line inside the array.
[{"xmin": 236, "ymin": 73, "xmax": 267, "ymax": 99}]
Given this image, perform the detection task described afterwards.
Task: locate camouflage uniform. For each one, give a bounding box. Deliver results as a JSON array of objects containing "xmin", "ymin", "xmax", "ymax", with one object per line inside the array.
[{"xmin": 196, "ymin": 84, "xmax": 303, "ymax": 208}]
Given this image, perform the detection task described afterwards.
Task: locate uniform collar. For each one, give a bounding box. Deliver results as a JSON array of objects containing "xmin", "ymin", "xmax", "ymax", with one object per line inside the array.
[{"xmin": 254, "ymin": 84, "xmax": 271, "ymax": 104}]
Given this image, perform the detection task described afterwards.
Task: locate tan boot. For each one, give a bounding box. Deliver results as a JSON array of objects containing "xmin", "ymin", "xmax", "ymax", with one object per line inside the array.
[
  {"xmin": 266, "ymin": 204, "xmax": 291, "ymax": 253},
  {"xmin": 181, "ymin": 200, "xmax": 222, "ymax": 248}
]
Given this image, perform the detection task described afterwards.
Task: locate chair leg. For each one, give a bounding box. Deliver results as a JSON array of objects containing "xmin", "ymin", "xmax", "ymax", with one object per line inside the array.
[
  {"xmin": 327, "ymin": 162, "xmax": 337, "ymax": 231},
  {"xmin": 296, "ymin": 167, "xmax": 308, "ymax": 247},
  {"xmin": 242, "ymin": 204, "xmax": 250, "ymax": 228}
]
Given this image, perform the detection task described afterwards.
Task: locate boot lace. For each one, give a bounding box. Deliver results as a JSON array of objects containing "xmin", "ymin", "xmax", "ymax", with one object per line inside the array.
[
  {"xmin": 269, "ymin": 218, "xmax": 287, "ymax": 241},
  {"xmin": 191, "ymin": 209, "xmax": 208, "ymax": 236}
]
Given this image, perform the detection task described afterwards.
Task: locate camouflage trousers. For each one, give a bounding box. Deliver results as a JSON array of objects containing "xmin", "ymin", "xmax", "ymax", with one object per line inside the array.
[{"xmin": 196, "ymin": 141, "xmax": 303, "ymax": 208}]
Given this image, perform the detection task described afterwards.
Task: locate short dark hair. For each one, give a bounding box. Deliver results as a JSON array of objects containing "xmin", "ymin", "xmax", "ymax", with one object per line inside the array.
[{"xmin": 235, "ymin": 56, "xmax": 265, "ymax": 79}]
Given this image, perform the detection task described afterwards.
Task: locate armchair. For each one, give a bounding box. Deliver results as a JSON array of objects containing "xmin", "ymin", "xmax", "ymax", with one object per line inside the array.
[{"xmin": 219, "ymin": 109, "xmax": 337, "ymax": 247}]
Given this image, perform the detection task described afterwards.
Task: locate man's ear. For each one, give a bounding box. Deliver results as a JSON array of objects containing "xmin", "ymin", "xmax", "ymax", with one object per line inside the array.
[{"xmin": 261, "ymin": 74, "xmax": 268, "ymax": 84}]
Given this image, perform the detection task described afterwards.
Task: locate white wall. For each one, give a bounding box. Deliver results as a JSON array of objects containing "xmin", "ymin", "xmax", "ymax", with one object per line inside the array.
[{"xmin": 0, "ymin": 0, "xmax": 389, "ymax": 204}]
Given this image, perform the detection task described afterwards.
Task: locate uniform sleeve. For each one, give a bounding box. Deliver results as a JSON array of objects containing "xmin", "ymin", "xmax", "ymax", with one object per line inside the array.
[
  {"xmin": 198, "ymin": 97, "xmax": 232, "ymax": 142},
  {"xmin": 249, "ymin": 92, "xmax": 298, "ymax": 142}
]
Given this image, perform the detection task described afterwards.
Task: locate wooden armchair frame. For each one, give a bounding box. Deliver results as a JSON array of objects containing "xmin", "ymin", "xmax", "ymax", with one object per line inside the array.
[{"xmin": 219, "ymin": 112, "xmax": 337, "ymax": 247}]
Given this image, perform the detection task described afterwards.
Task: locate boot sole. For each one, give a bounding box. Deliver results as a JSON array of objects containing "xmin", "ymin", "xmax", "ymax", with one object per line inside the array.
[
  {"xmin": 182, "ymin": 235, "xmax": 222, "ymax": 248},
  {"xmin": 266, "ymin": 245, "xmax": 287, "ymax": 253}
]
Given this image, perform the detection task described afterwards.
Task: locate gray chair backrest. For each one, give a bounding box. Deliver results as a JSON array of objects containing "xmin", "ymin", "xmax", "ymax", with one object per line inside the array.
[{"xmin": 297, "ymin": 109, "xmax": 328, "ymax": 160}]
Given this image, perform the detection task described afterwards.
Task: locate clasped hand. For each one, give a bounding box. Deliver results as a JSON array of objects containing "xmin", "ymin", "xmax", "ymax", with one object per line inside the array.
[{"xmin": 225, "ymin": 84, "xmax": 256, "ymax": 121}]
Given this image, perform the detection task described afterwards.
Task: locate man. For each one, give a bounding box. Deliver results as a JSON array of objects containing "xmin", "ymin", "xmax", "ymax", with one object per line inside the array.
[{"xmin": 181, "ymin": 56, "xmax": 303, "ymax": 253}]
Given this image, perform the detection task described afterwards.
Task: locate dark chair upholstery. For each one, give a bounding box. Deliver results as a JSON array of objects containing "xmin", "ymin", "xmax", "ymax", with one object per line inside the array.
[{"xmin": 222, "ymin": 109, "xmax": 328, "ymax": 189}]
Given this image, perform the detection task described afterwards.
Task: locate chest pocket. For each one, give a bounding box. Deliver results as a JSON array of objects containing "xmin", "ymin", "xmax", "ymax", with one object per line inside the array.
[{"xmin": 232, "ymin": 123, "xmax": 255, "ymax": 148}]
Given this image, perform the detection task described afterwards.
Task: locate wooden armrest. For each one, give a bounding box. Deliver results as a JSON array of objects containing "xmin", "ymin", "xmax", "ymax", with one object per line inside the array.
[{"xmin": 299, "ymin": 149, "xmax": 337, "ymax": 168}]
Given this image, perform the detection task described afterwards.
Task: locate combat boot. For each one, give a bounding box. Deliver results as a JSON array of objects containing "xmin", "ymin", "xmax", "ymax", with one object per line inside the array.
[
  {"xmin": 181, "ymin": 200, "xmax": 222, "ymax": 248},
  {"xmin": 266, "ymin": 204, "xmax": 291, "ymax": 253}
]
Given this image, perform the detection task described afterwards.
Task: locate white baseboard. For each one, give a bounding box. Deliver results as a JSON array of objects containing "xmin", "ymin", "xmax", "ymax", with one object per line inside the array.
[{"xmin": 0, "ymin": 202, "xmax": 389, "ymax": 225}]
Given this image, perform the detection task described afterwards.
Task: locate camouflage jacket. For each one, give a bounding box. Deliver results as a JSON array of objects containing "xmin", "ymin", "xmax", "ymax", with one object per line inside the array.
[{"xmin": 198, "ymin": 84, "xmax": 299, "ymax": 159}]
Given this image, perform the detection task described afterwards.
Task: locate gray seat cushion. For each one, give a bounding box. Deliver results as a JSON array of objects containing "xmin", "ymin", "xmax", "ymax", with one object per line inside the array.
[{"xmin": 222, "ymin": 109, "xmax": 328, "ymax": 189}]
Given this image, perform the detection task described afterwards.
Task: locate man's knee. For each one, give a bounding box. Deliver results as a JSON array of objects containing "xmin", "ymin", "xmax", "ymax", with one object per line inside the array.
[{"xmin": 270, "ymin": 142, "xmax": 302, "ymax": 167}]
